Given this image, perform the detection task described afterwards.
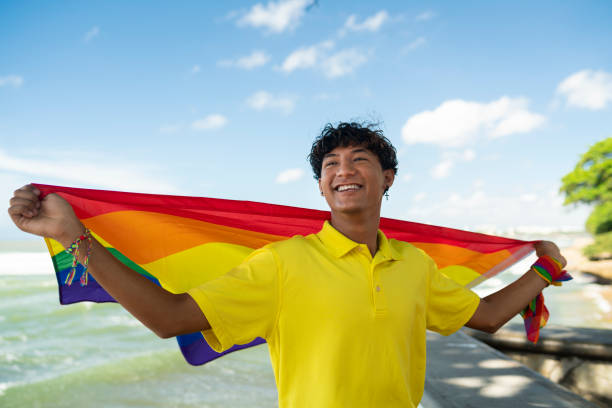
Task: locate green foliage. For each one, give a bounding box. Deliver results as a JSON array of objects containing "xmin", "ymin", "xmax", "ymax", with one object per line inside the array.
[
  {"xmin": 586, "ymin": 201, "xmax": 612, "ymax": 234},
  {"xmin": 560, "ymin": 137, "xmax": 612, "ymax": 206},
  {"xmin": 583, "ymin": 231, "xmax": 612, "ymax": 260},
  {"xmin": 561, "ymin": 137, "xmax": 612, "ymax": 258}
]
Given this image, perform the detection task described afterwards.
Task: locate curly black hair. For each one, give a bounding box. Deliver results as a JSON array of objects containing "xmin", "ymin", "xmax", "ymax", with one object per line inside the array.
[{"xmin": 308, "ymin": 121, "xmax": 398, "ymax": 180}]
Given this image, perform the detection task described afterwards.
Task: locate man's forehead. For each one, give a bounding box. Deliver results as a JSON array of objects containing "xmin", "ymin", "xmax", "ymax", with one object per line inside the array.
[{"xmin": 323, "ymin": 144, "xmax": 373, "ymax": 158}]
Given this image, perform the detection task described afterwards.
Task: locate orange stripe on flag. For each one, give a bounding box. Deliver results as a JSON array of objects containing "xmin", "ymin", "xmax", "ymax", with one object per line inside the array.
[
  {"xmin": 412, "ymin": 242, "xmax": 512, "ymax": 275},
  {"xmin": 83, "ymin": 210, "xmax": 286, "ymax": 264}
]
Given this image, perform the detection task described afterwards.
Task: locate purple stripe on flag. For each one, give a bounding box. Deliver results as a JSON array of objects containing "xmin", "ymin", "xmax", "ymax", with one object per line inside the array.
[{"xmin": 178, "ymin": 336, "xmax": 266, "ymax": 366}]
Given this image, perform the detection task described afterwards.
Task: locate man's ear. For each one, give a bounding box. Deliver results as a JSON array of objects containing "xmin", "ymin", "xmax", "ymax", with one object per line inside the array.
[
  {"xmin": 383, "ymin": 169, "xmax": 395, "ymax": 191},
  {"xmin": 318, "ymin": 178, "xmax": 323, "ymax": 195}
]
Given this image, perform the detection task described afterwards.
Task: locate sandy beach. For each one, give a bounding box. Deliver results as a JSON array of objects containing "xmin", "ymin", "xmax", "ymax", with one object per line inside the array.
[{"xmin": 565, "ymin": 237, "xmax": 612, "ymax": 283}]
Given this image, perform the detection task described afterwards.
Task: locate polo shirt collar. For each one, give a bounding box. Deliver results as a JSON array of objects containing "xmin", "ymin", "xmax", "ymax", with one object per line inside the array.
[{"xmin": 318, "ymin": 220, "xmax": 403, "ymax": 260}]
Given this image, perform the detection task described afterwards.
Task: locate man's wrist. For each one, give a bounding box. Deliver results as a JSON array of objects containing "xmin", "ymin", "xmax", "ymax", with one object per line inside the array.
[
  {"xmin": 58, "ymin": 222, "xmax": 86, "ymax": 249},
  {"xmin": 528, "ymin": 267, "xmax": 551, "ymax": 287},
  {"xmin": 530, "ymin": 255, "xmax": 565, "ymax": 286}
]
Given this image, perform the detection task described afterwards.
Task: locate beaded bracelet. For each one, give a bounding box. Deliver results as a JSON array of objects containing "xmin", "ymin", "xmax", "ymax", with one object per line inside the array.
[
  {"xmin": 64, "ymin": 228, "xmax": 93, "ymax": 286},
  {"xmin": 521, "ymin": 255, "xmax": 573, "ymax": 343}
]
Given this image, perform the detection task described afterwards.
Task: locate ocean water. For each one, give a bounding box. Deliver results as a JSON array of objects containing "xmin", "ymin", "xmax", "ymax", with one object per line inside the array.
[
  {"xmin": 1, "ymin": 234, "xmax": 610, "ymax": 407},
  {"xmin": 0, "ymin": 246, "xmax": 278, "ymax": 408}
]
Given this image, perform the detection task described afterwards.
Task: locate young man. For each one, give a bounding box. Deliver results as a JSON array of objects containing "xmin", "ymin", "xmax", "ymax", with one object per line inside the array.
[{"xmin": 8, "ymin": 122, "xmax": 566, "ymax": 407}]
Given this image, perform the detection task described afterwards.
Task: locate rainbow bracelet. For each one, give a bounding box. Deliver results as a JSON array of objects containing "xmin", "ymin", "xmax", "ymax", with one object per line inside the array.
[
  {"xmin": 531, "ymin": 255, "xmax": 571, "ymax": 286},
  {"xmin": 520, "ymin": 255, "xmax": 573, "ymax": 343},
  {"xmin": 64, "ymin": 228, "xmax": 93, "ymax": 287}
]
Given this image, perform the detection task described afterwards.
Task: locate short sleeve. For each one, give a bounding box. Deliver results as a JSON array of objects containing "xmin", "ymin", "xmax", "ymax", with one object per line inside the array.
[
  {"xmin": 187, "ymin": 246, "xmax": 280, "ymax": 352},
  {"xmin": 425, "ymin": 255, "xmax": 480, "ymax": 336}
]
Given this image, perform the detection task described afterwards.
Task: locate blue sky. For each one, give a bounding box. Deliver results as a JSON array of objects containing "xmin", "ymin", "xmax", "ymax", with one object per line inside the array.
[{"xmin": 1, "ymin": 1, "xmax": 611, "ymax": 239}]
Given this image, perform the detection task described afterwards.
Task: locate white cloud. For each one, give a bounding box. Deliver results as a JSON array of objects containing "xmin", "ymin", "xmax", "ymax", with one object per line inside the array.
[
  {"xmin": 246, "ymin": 91, "xmax": 295, "ymax": 114},
  {"xmin": 280, "ymin": 46, "xmax": 319, "ymax": 72},
  {"xmin": 415, "ymin": 10, "xmax": 436, "ymax": 21},
  {"xmin": 431, "ymin": 159, "xmax": 454, "ymax": 179},
  {"xmin": 321, "ymin": 49, "xmax": 368, "ymax": 79},
  {"xmin": 191, "ymin": 114, "xmax": 228, "ymax": 131},
  {"xmin": 404, "ymin": 36, "xmax": 426, "ymax": 51},
  {"xmin": 492, "ymin": 109, "xmax": 546, "ymax": 137},
  {"xmin": 275, "ymin": 168, "xmax": 304, "ymax": 183},
  {"xmin": 279, "ymin": 41, "xmax": 367, "ymax": 78},
  {"xmin": 406, "ymin": 190, "xmax": 487, "ymax": 220},
  {"xmin": 462, "ymin": 149, "xmax": 476, "ymax": 161},
  {"xmin": 280, "ymin": 41, "xmax": 333, "ymax": 73},
  {"xmin": 83, "ymin": 26, "xmax": 100, "ymax": 42},
  {"xmin": 556, "ymin": 69, "xmax": 612, "ymax": 110},
  {"xmin": 191, "ymin": 65, "xmax": 201, "ymax": 74},
  {"xmin": 0, "ymin": 75, "xmax": 23, "ymax": 87},
  {"xmin": 403, "ymin": 185, "xmax": 590, "ymax": 233},
  {"xmin": 402, "ymin": 97, "xmax": 546, "ymax": 147},
  {"xmin": 431, "ymin": 150, "xmax": 476, "ymax": 179},
  {"xmin": 237, "ymin": 0, "xmax": 311, "ymax": 33},
  {"xmin": 402, "ymin": 172, "xmax": 413, "ymax": 182},
  {"xmin": 0, "ymin": 149, "xmax": 181, "ymax": 194},
  {"xmin": 343, "ymin": 10, "xmax": 389, "ymax": 32},
  {"xmin": 218, "ymin": 50, "xmax": 270, "ymax": 70}
]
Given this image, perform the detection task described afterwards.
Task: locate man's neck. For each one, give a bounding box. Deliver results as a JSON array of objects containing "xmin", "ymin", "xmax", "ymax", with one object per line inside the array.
[{"xmin": 330, "ymin": 210, "xmax": 380, "ymax": 256}]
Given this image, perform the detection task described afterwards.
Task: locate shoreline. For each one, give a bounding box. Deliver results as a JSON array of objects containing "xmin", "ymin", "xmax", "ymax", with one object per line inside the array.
[{"xmin": 565, "ymin": 237, "xmax": 612, "ymax": 282}]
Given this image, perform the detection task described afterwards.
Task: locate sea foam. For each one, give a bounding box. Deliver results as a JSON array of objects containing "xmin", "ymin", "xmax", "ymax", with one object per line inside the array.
[{"xmin": 0, "ymin": 252, "xmax": 55, "ymax": 276}]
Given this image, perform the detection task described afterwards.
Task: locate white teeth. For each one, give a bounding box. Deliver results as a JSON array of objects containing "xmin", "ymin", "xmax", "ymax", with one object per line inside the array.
[{"xmin": 337, "ymin": 184, "xmax": 361, "ymax": 192}]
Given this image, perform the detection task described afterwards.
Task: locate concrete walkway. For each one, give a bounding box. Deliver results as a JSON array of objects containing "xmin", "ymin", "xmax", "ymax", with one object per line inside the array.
[
  {"xmin": 423, "ymin": 330, "xmax": 596, "ymax": 407},
  {"xmin": 464, "ymin": 324, "xmax": 612, "ymax": 406}
]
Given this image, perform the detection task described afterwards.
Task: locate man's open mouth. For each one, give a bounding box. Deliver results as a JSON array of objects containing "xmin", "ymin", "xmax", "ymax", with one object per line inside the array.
[{"xmin": 335, "ymin": 184, "xmax": 362, "ymax": 192}]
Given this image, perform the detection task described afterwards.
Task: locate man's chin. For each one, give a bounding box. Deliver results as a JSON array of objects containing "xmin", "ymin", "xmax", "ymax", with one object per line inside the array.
[{"xmin": 330, "ymin": 203, "xmax": 364, "ymax": 215}]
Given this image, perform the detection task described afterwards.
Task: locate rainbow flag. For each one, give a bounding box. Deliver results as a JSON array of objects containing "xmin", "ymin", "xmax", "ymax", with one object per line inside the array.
[{"xmin": 35, "ymin": 184, "xmax": 537, "ymax": 365}]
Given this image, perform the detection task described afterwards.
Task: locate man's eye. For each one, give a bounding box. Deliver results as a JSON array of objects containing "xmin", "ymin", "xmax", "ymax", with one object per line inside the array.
[
  {"xmin": 354, "ymin": 157, "xmax": 367, "ymax": 161},
  {"xmin": 325, "ymin": 161, "xmax": 337, "ymax": 167}
]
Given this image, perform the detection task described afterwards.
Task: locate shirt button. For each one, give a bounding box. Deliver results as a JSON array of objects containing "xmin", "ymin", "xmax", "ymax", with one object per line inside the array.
[{"xmin": 376, "ymin": 285, "xmax": 381, "ymax": 292}]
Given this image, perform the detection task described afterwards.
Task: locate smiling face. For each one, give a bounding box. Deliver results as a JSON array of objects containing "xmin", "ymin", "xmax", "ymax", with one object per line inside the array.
[{"xmin": 319, "ymin": 144, "xmax": 395, "ymax": 216}]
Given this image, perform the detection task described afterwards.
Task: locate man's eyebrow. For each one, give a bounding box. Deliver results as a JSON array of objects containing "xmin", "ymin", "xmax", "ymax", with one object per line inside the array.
[{"xmin": 323, "ymin": 153, "xmax": 338, "ymax": 159}]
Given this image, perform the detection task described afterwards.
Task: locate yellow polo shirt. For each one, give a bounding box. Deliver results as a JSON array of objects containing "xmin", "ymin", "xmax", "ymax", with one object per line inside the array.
[{"xmin": 188, "ymin": 221, "xmax": 480, "ymax": 407}]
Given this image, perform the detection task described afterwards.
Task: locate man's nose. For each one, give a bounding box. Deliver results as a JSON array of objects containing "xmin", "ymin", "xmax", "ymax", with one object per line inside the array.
[{"xmin": 336, "ymin": 158, "xmax": 356, "ymax": 176}]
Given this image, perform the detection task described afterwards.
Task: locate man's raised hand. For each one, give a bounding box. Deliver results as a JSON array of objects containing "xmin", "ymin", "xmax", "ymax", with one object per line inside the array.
[
  {"xmin": 8, "ymin": 184, "xmax": 84, "ymax": 246},
  {"xmin": 534, "ymin": 240, "xmax": 567, "ymax": 268}
]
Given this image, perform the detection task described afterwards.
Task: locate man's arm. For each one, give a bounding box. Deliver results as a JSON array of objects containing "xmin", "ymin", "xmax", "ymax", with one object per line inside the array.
[
  {"xmin": 8, "ymin": 184, "xmax": 210, "ymax": 338},
  {"xmin": 465, "ymin": 241, "xmax": 566, "ymax": 333}
]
